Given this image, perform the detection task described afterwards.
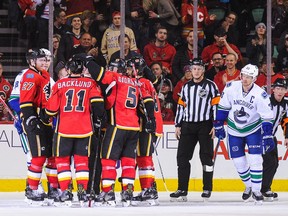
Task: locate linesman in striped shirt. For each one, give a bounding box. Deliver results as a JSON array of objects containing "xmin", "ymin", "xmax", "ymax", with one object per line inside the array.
[
  {"xmin": 261, "ymin": 78, "xmax": 288, "ymax": 201},
  {"xmin": 170, "ymin": 58, "xmax": 220, "ymax": 201}
]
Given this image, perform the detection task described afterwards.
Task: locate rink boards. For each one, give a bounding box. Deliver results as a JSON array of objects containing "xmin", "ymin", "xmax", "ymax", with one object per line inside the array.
[{"xmin": 0, "ymin": 123, "xmax": 287, "ymax": 192}]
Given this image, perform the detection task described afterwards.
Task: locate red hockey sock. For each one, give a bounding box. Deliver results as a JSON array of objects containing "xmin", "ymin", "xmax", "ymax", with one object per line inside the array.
[
  {"xmin": 121, "ymin": 157, "xmax": 136, "ymax": 191},
  {"xmin": 74, "ymin": 154, "xmax": 89, "ymax": 190},
  {"xmin": 55, "ymin": 156, "xmax": 71, "ymax": 191},
  {"xmin": 27, "ymin": 156, "xmax": 46, "ymax": 190},
  {"xmin": 101, "ymin": 159, "xmax": 117, "ymax": 192},
  {"xmin": 45, "ymin": 157, "xmax": 58, "ymax": 188},
  {"xmin": 137, "ymin": 156, "xmax": 155, "ymax": 189}
]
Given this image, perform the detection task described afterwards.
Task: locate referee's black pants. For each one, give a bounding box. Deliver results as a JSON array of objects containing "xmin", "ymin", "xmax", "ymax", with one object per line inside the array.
[
  {"xmin": 261, "ymin": 136, "xmax": 279, "ymax": 193},
  {"xmin": 177, "ymin": 121, "xmax": 214, "ymax": 192}
]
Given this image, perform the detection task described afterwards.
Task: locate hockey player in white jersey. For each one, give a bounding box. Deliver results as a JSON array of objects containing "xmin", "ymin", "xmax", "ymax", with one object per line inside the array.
[{"xmin": 213, "ymin": 64, "xmax": 275, "ymax": 203}]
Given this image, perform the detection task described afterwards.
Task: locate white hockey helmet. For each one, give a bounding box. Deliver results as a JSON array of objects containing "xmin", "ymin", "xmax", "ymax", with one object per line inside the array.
[
  {"xmin": 40, "ymin": 48, "xmax": 52, "ymax": 58},
  {"xmin": 240, "ymin": 64, "xmax": 259, "ymax": 78}
]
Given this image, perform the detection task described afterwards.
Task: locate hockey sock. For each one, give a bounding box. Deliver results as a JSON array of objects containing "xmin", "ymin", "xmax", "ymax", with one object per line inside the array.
[
  {"xmin": 27, "ymin": 156, "xmax": 46, "ymax": 190},
  {"xmin": 136, "ymin": 156, "xmax": 155, "ymax": 189},
  {"xmin": 101, "ymin": 159, "xmax": 117, "ymax": 192},
  {"xmin": 55, "ymin": 156, "xmax": 72, "ymax": 191},
  {"xmin": 249, "ymin": 154, "xmax": 263, "ymax": 192},
  {"xmin": 74, "ymin": 154, "xmax": 89, "ymax": 190},
  {"xmin": 232, "ymin": 156, "xmax": 252, "ymax": 188},
  {"xmin": 121, "ymin": 157, "xmax": 136, "ymax": 191},
  {"xmin": 45, "ymin": 157, "xmax": 58, "ymax": 188}
]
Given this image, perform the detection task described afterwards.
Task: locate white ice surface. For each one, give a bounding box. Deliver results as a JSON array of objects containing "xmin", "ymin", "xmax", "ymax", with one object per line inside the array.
[{"xmin": 0, "ymin": 192, "xmax": 288, "ymax": 216}]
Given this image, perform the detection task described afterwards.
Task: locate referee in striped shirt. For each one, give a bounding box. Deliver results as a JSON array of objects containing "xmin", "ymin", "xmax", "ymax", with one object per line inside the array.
[
  {"xmin": 170, "ymin": 58, "xmax": 220, "ymax": 201},
  {"xmin": 261, "ymin": 78, "xmax": 288, "ymax": 200}
]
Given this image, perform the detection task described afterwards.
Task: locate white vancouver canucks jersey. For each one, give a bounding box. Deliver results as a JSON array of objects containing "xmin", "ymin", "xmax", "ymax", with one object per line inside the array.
[{"xmin": 218, "ymin": 80, "xmax": 274, "ymax": 137}]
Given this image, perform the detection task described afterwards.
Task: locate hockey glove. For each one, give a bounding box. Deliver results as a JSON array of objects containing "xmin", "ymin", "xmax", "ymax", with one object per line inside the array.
[
  {"xmin": 24, "ymin": 116, "xmax": 44, "ymax": 135},
  {"xmin": 262, "ymin": 122, "xmax": 275, "ymax": 153},
  {"xmin": 39, "ymin": 108, "xmax": 51, "ymax": 125},
  {"xmin": 213, "ymin": 121, "xmax": 226, "ymax": 139},
  {"xmin": 145, "ymin": 118, "xmax": 156, "ymax": 134}
]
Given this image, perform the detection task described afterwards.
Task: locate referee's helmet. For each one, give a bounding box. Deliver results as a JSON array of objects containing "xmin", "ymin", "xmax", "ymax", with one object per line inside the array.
[
  {"xmin": 190, "ymin": 58, "xmax": 204, "ymax": 67},
  {"xmin": 273, "ymin": 78, "xmax": 288, "ymax": 89}
]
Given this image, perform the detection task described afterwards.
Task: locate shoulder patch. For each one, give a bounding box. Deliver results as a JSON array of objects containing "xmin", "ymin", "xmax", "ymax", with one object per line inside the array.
[
  {"xmin": 261, "ymin": 91, "xmax": 268, "ymax": 99},
  {"xmin": 226, "ymin": 82, "xmax": 232, "ymax": 88},
  {"xmin": 26, "ymin": 73, "xmax": 34, "ymax": 79}
]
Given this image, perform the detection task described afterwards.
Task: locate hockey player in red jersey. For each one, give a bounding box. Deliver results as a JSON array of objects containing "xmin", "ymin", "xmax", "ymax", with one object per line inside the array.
[
  {"xmin": 20, "ymin": 49, "xmax": 58, "ymax": 204},
  {"xmin": 75, "ymin": 54, "xmax": 156, "ymax": 206},
  {"xmin": 126, "ymin": 57, "xmax": 163, "ymax": 206},
  {"xmin": 45, "ymin": 56, "xmax": 105, "ymax": 206}
]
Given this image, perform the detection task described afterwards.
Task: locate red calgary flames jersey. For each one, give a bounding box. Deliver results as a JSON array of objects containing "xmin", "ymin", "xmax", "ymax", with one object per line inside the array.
[
  {"xmin": 20, "ymin": 69, "xmax": 51, "ymax": 114},
  {"xmin": 138, "ymin": 77, "xmax": 163, "ymax": 136},
  {"xmin": 101, "ymin": 71, "xmax": 153, "ymax": 130},
  {"xmin": 46, "ymin": 76, "xmax": 103, "ymax": 137}
]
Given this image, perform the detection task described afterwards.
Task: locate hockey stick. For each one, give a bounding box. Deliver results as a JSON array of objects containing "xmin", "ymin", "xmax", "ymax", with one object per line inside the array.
[
  {"xmin": 0, "ymin": 97, "xmax": 29, "ymax": 154},
  {"xmin": 152, "ymin": 136, "xmax": 169, "ymax": 192},
  {"xmin": 88, "ymin": 124, "xmax": 102, "ymax": 207}
]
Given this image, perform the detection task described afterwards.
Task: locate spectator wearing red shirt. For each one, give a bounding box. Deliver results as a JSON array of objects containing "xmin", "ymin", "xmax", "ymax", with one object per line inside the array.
[
  {"xmin": 201, "ymin": 27, "xmax": 242, "ymax": 70},
  {"xmin": 214, "ymin": 53, "xmax": 240, "ymax": 93},
  {"xmin": 173, "ymin": 64, "xmax": 193, "ymax": 103},
  {"xmin": 181, "ymin": 0, "xmax": 216, "ymax": 48},
  {"xmin": 143, "ymin": 26, "xmax": 176, "ymax": 76},
  {"xmin": 255, "ymin": 59, "xmax": 285, "ymax": 89}
]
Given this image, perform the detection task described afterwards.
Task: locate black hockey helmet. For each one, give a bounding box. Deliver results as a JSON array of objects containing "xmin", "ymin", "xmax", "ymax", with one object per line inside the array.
[
  {"xmin": 126, "ymin": 56, "xmax": 147, "ymax": 76},
  {"xmin": 26, "ymin": 49, "xmax": 46, "ymax": 63},
  {"xmin": 65, "ymin": 55, "xmax": 84, "ymax": 74},
  {"xmin": 190, "ymin": 58, "xmax": 204, "ymax": 67},
  {"xmin": 272, "ymin": 78, "xmax": 288, "ymax": 89},
  {"xmin": 108, "ymin": 58, "xmax": 126, "ymax": 74}
]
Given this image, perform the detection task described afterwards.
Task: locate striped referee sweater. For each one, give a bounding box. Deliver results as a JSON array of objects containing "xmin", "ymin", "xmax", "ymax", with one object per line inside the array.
[
  {"xmin": 175, "ymin": 78, "xmax": 220, "ymax": 127},
  {"xmin": 270, "ymin": 94, "xmax": 288, "ymax": 137}
]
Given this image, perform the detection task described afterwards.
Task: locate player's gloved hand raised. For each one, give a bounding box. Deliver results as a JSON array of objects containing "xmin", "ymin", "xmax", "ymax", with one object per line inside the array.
[
  {"xmin": 213, "ymin": 121, "xmax": 226, "ymax": 139},
  {"xmin": 14, "ymin": 119, "xmax": 23, "ymax": 134},
  {"xmin": 145, "ymin": 118, "xmax": 156, "ymax": 134},
  {"xmin": 262, "ymin": 136, "xmax": 275, "ymax": 153},
  {"xmin": 24, "ymin": 116, "xmax": 44, "ymax": 135}
]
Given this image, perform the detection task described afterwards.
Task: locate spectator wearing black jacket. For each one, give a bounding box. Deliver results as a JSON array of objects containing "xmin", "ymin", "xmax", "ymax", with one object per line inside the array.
[
  {"xmin": 172, "ymin": 30, "xmax": 200, "ymax": 85},
  {"xmin": 71, "ymin": 32, "xmax": 106, "ymax": 67}
]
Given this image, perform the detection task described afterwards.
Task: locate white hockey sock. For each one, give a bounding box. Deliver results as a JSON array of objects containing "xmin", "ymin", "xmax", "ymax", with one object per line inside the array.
[
  {"xmin": 249, "ymin": 154, "xmax": 263, "ymax": 192},
  {"xmin": 232, "ymin": 156, "xmax": 252, "ymax": 188}
]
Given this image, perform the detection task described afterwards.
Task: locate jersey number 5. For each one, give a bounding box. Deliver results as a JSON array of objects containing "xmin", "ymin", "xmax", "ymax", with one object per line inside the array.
[{"xmin": 64, "ymin": 89, "xmax": 86, "ymax": 112}]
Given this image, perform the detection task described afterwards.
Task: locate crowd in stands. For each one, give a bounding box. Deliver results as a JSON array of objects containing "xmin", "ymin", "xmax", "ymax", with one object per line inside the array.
[{"xmin": 1, "ymin": 0, "xmax": 288, "ymax": 123}]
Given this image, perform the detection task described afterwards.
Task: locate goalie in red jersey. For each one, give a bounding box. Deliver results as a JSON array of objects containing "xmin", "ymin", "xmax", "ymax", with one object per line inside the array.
[{"xmin": 45, "ymin": 56, "xmax": 105, "ymax": 206}]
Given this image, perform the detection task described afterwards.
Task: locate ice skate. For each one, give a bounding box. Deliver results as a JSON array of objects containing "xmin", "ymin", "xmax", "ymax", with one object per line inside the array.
[
  {"xmin": 201, "ymin": 190, "xmax": 211, "ymax": 202},
  {"xmin": 25, "ymin": 187, "xmax": 46, "ymax": 206},
  {"xmin": 170, "ymin": 190, "xmax": 187, "ymax": 202},
  {"xmin": 94, "ymin": 190, "xmax": 116, "ymax": 207},
  {"xmin": 54, "ymin": 189, "xmax": 74, "ymax": 207},
  {"xmin": 121, "ymin": 184, "xmax": 133, "ymax": 207},
  {"xmin": 252, "ymin": 191, "xmax": 264, "ymax": 205},
  {"xmin": 131, "ymin": 188, "xmax": 159, "ymax": 206},
  {"xmin": 77, "ymin": 184, "xmax": 88, "ymax": 207},
  {"xmin": 47, "ymin": 187, "xmax": 61, "ymax": 205},
  {"xmin": 242, "ymin": 187, "xmax": 252, "ymax": 202},
  {"xmin": 262, "ymin": 190, "xmax": 276, "ymax": 202}
]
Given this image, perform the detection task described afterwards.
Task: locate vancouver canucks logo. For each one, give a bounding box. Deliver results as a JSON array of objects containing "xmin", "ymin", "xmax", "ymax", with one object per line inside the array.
[
  {"xmin": 43, "ymin": 83, "xmax": 50, "ymax": 101},
  {"xmin": 234, "ymin": 107, "xmax": 250, "ymax": 124},
  {"xmin": 199, "ymin": 88, "xmax": 207, "ymax": 98}
]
